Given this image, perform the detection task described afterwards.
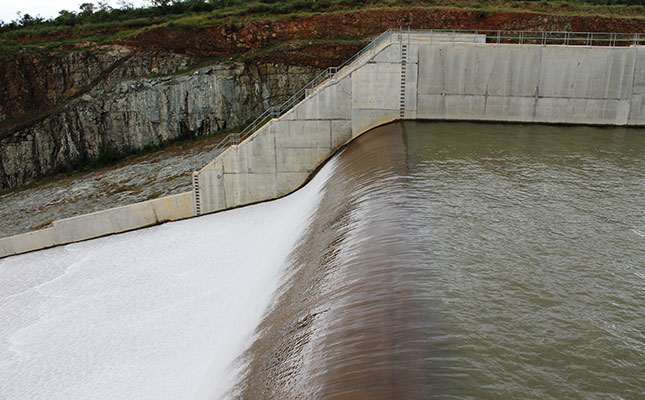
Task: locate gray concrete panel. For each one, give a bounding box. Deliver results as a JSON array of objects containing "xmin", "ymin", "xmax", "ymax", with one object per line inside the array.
[
  {"xmin": 627, "ymin": 94, "xmax": 645, "ymax": 125},
  {"xmin": 277, "ymin": 172, "xmax": 311, "ymax": 196},
  {"xmin": 331, "ymin": 120, "xmax": 352, "ymax": 149},
  {"xmin": 0, "ymin": 237, "xmax": 16, "ymax": 258},
  {"xmin": 275, "ymin": 120, "xmax": 331, "ymax": 148},
  {"xmin": 351, "ymin": 109, "xmax": 399, "ymax": 138},
  {"xmin": 10, "ymin": 228, "xmax": 58, "ymax": 255},
  {"xmin": 486, "ymin": 46, "xmax": 541, "ymax": 97},
  {"xmin": 246, "ymin": 127, "xmax": 277, "ymax": 173},
  {"xmin": 351, "ymin": 63, "xmax": 401, "ymax": 110},
  {"xmin": 150, "ymin": 192, "xmax": 195, "ymax": 222},
  {"xmin": 632, "ymin": 47, "xmax": 645, "ymax": 95},
  {"xmin": 317, "ymin": 76, "xmax": 352, "ymax": 120},
  {"xmin": 223, "ymin": 172, "xmax": 277, "ymax": 208},
  {"xmin": 418, "ymin": 45, "xmax": 446, "ymax": 95},
  {"xmin": 199, "ymin": 168, "xmax": 227, "ymax": 213},
  {"xmin": 276, "ymin": 147, "xmax": 330, "ymax": 173},
  {"xmin": 416, "ymin": 94, "xmax": 446, "ymax": 119},
  {"xmin": 537, "ymin": 47, "xmax": 630, "ymax": 99}
]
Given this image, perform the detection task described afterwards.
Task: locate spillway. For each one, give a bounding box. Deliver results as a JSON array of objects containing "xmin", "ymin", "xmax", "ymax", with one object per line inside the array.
[
  {"xmin": 0, "ymin": 158, "xmax": 334, "ymax": 400},
  {"xmin": 2, "ymin": 121, "xmax": 644, "ymax": 399}
]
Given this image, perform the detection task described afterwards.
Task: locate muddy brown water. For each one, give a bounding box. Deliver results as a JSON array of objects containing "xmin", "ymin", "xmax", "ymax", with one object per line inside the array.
[{"xmin": 236, "ymin": 121, "xmax": 644, "ymax": 399}]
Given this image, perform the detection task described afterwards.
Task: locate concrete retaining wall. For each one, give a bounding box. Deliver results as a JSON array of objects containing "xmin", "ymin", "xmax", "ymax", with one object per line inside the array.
[
  {"xmin": 196, "ymin": 37, "xmax": 645, "ymax": 216},
  {"xmin": 416, "ymin": 43, "xmax": 645, "ymax": 125},
  {"xmin": 0, "ymin": 191, "xmax": 194, "ymax": 258}
]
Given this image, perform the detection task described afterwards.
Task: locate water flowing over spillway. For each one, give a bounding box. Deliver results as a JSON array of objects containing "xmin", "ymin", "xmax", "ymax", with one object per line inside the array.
[
  {"xmin": 2, "ymin": 121, "xmax": 644, "ymax": 399},
  {"xmin": 0, "ymin": 160, "xmax": 334, "ymax": 400}
]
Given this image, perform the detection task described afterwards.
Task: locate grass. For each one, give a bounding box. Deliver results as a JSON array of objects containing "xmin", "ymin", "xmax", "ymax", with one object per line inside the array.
[{"xmin": 2, "ymin": 0, "xmax": 644, "ymax": 59}]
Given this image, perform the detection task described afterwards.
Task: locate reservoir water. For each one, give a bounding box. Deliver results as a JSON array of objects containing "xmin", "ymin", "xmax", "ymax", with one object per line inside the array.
[
  {"xmin": 1, "ymin": 121, "xmax": 643, "ymax": 399},
  {"xmin": 240, "ymin": 121, "xmax": 645, "ymax": 399}
]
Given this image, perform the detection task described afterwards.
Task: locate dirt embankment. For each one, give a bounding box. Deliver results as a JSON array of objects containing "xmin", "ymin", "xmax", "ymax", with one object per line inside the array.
[{"xmin": 124, "ymin": 8, "xmax": 645, "ymax": 66}]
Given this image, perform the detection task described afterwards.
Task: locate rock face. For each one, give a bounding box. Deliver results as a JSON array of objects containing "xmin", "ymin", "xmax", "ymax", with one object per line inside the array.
[
  {"xmin": 0, "ymin": 48, "xmax": 317, "ymax": 190},
  {"xmin": 0, "ymin": 46, "xmax": 195, "ymax": 125}
]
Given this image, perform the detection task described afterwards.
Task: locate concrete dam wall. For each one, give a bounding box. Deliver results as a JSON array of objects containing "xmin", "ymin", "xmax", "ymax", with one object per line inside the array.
[
  {"xmin": 194, "ymin": 31, "xmax": 645, "ymax": 215},
  {"xmin": 2, "ymin": 30, "xmax": 644, "ymax": 258}
]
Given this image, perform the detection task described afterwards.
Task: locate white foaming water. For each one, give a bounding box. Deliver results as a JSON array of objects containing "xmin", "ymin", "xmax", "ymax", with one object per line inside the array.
[{"xmin": 0, "ymin": 159, "xmax": 335, "ymax": 400}]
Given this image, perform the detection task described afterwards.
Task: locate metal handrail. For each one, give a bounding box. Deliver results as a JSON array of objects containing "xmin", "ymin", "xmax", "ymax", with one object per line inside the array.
[{"xmin": 207, "ymin": 28, "xmax": 644, "ymax": 153}]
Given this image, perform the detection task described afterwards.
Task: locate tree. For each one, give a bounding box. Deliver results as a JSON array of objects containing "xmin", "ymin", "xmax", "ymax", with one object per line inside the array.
[
  {"xmin": 79, "ymin": 3, "xmax": 96, "ymax": 16},
  {"xmin": 97, "ymin": 1, "xmax": 113, "ymax": 12},
  {"xmin": 148, "ymin": 0, "xmax": 172, "ymax": 5},
  {"xmin": 117, "ymin": 0, "xmax": 135, "ymax": 9},
  {"xmin": 19, "ymin": 13, "xmax": 36, "ymax": 26}
]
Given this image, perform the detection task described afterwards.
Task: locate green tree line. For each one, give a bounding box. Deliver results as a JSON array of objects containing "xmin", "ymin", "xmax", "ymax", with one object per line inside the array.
[{"xmin": 1, "ymin": 0, "xmax": 644, "ymax": 34}]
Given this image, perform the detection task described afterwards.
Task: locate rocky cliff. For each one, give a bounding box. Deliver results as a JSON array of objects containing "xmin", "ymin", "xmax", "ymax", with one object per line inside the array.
[
  {"xmin": 0, "ymin": 46, "xmax": 195, "ymax": 126},
  {"xmin": 0, "ymin": 48, "xmax": 317, "ymax": 190}
]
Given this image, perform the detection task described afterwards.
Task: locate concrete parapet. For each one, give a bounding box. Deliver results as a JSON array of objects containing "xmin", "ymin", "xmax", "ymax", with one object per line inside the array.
[
  {"xmin": 0, "ymin": 228, "xmax": 59, "ymax": 258},
  {"xmin": 0, "ymin": 192, "xmax": 194, "ymax": 259},
  {"xmin": 53, "ymin": 192, "xmax": 195, "ymax": 243}
]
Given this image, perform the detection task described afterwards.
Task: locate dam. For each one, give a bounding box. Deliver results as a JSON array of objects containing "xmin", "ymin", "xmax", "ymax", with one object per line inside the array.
[
  {"xmin": 2, "ymin": 29, "xmax": 645, "ymax": 257},
  {"xmin": 1, "ymin": 29, "xmax": 644, "ymax": 399},
  {"xmin": 1, "ymin": 121, "xmax": 643, "ymax": 399}
]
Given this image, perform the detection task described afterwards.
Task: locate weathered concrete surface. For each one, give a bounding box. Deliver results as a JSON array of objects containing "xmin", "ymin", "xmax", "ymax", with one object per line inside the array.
[
  {"xmin": 0, "ymin": 192, "xmax": 194, "ymax": 258},
  {"xmin": 416, "ymin": 43, "xmax": 645, "ymax": 125}
]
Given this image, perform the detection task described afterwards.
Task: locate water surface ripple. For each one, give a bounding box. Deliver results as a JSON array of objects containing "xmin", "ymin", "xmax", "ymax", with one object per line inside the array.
[{"xmin": 240, "ymin": 121, "xmax": 645, "ymax": 399}]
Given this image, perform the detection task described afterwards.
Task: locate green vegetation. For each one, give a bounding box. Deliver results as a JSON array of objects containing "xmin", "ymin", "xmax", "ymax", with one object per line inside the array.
[{"xmin": 1, "ymin": 0, "xmax": 644, "ymax": 45}]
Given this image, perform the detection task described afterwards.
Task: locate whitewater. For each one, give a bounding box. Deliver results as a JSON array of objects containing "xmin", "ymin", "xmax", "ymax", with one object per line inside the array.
[{"xmin": 0, "ymin": 158, "xmax": 335, "ymax": 400}]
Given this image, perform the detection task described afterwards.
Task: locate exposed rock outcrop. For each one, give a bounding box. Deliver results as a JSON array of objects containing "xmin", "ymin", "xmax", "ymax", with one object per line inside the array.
[
  {"xmin": 0, "ymin": 46, "xmax": 195, "ymax": 125},
  {"xmin": 0, "ymin": 60, "xmax": 316, "ymax": 190}
]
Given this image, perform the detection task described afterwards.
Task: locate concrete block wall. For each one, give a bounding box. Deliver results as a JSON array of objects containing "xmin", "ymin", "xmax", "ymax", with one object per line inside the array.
[
  {"xmin": 0, "ymin": 192, "xmax": 194, "ymax": 258},
  {"xmin": 416, "ymin": 42, "xmax": 645, "ymax": 125}
]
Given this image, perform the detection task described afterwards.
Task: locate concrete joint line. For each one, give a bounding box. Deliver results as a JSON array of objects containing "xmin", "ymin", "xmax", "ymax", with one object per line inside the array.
[{"xmin": 627, "ymin": 47, "xmax": 639, "ymax": 122}]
